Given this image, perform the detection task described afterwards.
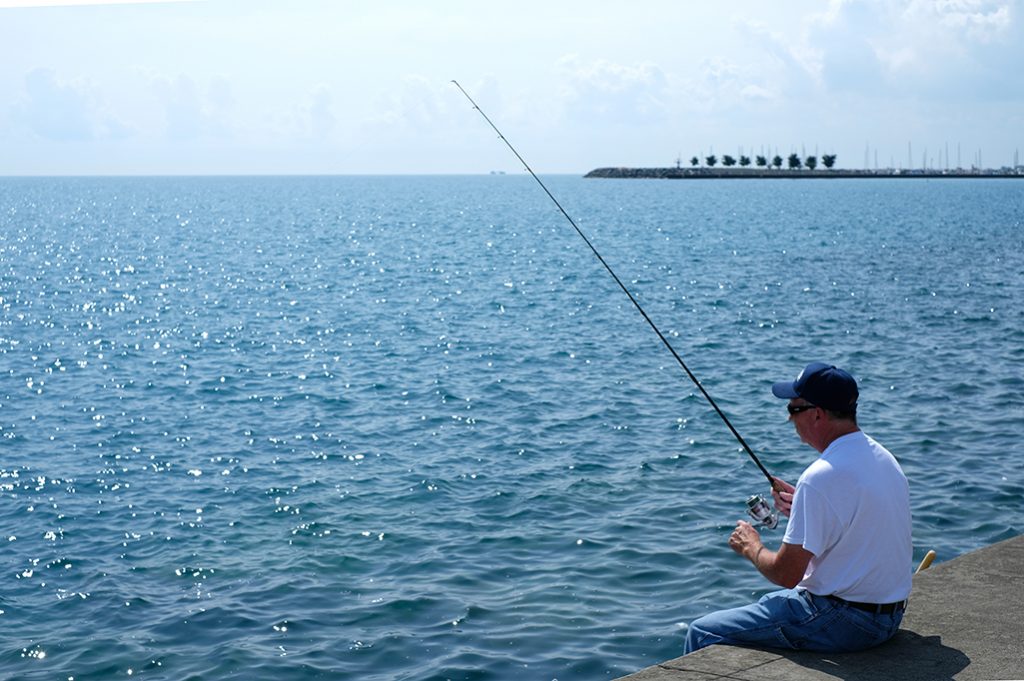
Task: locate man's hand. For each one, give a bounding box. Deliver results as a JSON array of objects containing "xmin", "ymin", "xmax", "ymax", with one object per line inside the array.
[
  {"xmin": 729, "ymin": 520, "xmax": 764, "ymax": 561},
  {"xmin": 730, "ymin": 519, "xmax": 814, "ymax": 588},
  {"xmin": 772, "ymin": 477, "xmax": 795, "ymax": 518}
]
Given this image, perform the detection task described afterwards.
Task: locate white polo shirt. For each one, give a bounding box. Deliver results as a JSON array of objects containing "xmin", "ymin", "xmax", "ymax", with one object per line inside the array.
[{"xmin": 783, "ymin": 430, "xmax": 912, "ymax": 603}]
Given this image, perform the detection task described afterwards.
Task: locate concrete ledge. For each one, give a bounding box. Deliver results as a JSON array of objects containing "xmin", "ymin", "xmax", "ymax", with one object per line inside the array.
[{"xmin": 617, "ymin": 534, "xmax": 1024, "ymax": 681}]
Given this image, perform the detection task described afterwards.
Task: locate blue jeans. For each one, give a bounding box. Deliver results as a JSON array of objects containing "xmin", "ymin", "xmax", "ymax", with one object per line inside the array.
[{"xmin": 684, "ymin": 589, "xmax": 903, "ymax": 654}]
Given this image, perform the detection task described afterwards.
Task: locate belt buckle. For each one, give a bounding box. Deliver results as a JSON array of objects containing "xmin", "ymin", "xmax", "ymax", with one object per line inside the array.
[{"xmin": 877, "ymin": 599, "xmax": 907, "ymax": 614}]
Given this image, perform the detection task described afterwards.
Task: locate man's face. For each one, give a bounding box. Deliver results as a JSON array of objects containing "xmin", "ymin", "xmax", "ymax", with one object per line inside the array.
[{"xmin": 786, "ymin": 399, "xmax": 818, "ymax": 446}]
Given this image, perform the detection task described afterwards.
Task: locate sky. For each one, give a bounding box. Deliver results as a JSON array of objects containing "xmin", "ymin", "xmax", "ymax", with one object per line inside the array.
[{"xmin": 1, "ymin": 0, "xmax": 1022, "ymax": 175}]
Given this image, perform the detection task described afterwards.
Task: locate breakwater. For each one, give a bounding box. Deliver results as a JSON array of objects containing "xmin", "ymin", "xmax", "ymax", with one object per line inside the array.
[{"xmin": 585, "ymin": 166, "xmax": 1024, "ymax": 179}]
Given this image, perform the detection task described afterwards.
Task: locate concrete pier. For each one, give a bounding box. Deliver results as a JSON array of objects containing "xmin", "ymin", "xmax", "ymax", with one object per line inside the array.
[{"xmin": 616, "ymin": 534, "xmax": 1024, "ymax": 681}]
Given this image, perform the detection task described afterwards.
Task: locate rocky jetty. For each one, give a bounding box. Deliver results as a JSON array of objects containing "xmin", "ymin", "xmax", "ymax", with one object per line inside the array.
[{"xmin": 585, "ymin": 167, "xmax": 1024, "ymax": 179}]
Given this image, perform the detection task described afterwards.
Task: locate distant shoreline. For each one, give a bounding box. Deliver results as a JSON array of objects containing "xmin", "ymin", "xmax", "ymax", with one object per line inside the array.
[{"xmin": 585, "ymin": 167, "xmax": 1024, "ymax": 179}]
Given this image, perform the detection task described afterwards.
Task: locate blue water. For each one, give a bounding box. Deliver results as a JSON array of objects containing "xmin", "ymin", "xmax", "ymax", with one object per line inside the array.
[{"xmin": 1, "ymin": 175, "xmax": 1022, "ymax": 680}]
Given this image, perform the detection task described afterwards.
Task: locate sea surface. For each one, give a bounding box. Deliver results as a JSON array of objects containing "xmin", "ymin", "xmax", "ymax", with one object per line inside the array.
[{"xmin": 1, "ymin": 175, "xmax": 1022, "ymax": 680}]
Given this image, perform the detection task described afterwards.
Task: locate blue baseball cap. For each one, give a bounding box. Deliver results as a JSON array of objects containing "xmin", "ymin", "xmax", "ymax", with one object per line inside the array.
[{"xmin": 772, "ymin": 362, "xmax": 858, "ymax": 412}]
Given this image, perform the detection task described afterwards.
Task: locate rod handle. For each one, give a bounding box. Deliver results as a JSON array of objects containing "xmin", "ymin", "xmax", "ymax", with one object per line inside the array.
[{"xmin": 915, "ymin": 549, "xmax": 937, "ymax": 574}]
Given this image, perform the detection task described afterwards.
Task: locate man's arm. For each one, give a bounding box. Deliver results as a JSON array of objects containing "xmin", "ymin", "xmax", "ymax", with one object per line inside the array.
[{"xmin": 729, "ymin": 520, "xmax": 814, "ymax": 589}]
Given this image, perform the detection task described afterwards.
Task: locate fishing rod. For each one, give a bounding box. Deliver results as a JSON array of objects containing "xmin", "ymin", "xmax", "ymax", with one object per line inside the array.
[{"xmin": 451, "ymin": 80, "xmax": 782, "ymax": 501}]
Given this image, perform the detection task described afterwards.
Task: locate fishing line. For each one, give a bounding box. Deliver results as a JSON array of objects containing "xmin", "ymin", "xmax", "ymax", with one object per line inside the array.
[{"xmin": 452, "ymin": 80, "xmax": 781, "ymax": 493}]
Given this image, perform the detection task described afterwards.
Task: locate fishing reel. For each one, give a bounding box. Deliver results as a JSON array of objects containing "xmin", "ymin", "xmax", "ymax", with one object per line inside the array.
[{"xmin": 746, "ymin": 493, "xmax": 779, "ymax": 530}]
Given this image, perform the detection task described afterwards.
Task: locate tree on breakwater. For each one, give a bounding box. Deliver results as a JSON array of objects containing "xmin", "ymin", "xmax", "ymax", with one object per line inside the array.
[{"xmin": 687, "ymin": 152, "xmax": 839, "ymax": 170}]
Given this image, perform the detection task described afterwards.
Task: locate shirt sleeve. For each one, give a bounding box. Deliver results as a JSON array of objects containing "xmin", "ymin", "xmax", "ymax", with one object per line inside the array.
[{"xmin": 782, "ymin": 480, "xmax": 841, "ymax": 557}]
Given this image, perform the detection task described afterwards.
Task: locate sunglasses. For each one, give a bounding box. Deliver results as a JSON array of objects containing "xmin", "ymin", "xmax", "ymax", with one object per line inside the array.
[{"xmin": 787, "ymin": 404, "xmax": 817, "ymax": 416}]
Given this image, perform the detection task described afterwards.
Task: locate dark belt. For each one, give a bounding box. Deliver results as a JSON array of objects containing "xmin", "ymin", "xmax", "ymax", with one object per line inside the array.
[{"xmin": 825, "ymin": 594, "xmax": 907, "ymax": 614}]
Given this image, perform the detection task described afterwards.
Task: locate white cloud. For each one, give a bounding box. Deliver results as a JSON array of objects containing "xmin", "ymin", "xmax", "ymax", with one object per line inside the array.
[
  {"xmin": 732, "ymin": 18, "xmax": 823, "ymax": 96},
  {"xmin": 12, "ymin": 67, "xmax": 131, "ymax": 141},
  {"xmin": 153, "ymin": 74, "xmax": 233, "ymax": 141},
  {"xmin": 905, "ymin": 0, "xmax": 1012, "ymax": 43},
  {"xmin": 556, "ymin": 56, "xmax": 671, "ymax": 125},
  {"xmin": 739, "ymin": 84, "xmax": 775, "ymax": 101},
  {"xmin": 757, "ymin": 0, "xmax": 1024, "ymax": 102},
  {"xmin": 306, "ymin": 84, "xmax": 336, "ymax": 140},
  {"xmin": 369, "ymin": 76, "xmax": 454, "ymax": 131}
]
